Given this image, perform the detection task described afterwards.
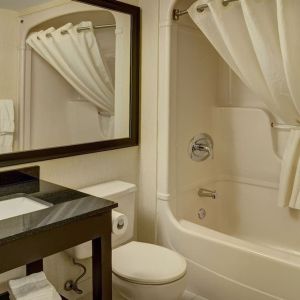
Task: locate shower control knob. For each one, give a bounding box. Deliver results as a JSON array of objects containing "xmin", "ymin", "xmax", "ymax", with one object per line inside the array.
[{"xmin": 188, "ymin": 133, "xmax": 214, "ymax": 162}]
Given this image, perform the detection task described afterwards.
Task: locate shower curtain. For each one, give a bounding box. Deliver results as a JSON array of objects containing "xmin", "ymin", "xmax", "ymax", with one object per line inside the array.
[
  {"xmin": 188, "ymin": 0, "xmax": 300, "ymax": 125},
  {"xmin": 26, "ymin": 21, "xmax": 114, "ymax": 138},
  {"xmin": 188, "ymin": 0, "xmax": 300, "ymax": 209}
]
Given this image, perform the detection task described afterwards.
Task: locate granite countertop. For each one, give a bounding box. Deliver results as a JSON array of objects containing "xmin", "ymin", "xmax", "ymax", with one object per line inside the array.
[{"xmin": 0, "ymin": 168, "xmax": 117, "ymax": 246}]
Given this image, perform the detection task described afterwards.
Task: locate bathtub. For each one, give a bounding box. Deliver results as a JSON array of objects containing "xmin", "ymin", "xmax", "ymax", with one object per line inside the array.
[{"xmin": 157, "ymin": 179, "xmax": 300, "ymax": 300}]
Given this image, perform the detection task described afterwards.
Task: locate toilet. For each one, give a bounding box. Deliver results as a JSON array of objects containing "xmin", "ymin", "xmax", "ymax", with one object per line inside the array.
[{"xmin": 66, "ymin": 181, "xmax": 187, "ymax": 300}]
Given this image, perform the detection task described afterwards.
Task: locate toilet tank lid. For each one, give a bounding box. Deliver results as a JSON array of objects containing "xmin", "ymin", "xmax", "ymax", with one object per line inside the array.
[{"xmin": 79, "ymin": 181, "xmax": 137, "ymax": 199}]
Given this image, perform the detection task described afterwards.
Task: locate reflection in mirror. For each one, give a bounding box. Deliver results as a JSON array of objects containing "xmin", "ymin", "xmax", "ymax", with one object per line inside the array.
[{"xmin": 0, "ymin": 0, "xmax": 131, "ymax": 153}]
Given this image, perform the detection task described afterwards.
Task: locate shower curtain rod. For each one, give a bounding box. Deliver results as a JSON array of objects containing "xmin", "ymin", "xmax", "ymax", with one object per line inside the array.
[
  {"xmin": 43, "ymin": 24, "xmax": 116, "ymax": 37},
  {"xmin": 78, "ymin": 24, "xmax": 116, "ymax": 32},
  {"xmin": 173, "ymin": 0, "xmax": 238, "ymax": 20},
  {"xmin": 271, "ymin": 122, "xmax": 300, "ymax": 130}
]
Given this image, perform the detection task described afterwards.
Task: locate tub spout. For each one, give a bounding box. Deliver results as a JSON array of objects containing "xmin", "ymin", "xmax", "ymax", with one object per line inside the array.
[{"xmin": 198, "ymin": 188, "xmax": 217, "ymax": 199}]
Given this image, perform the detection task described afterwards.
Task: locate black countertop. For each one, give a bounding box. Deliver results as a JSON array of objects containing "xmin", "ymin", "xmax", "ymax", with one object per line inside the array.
[{"xmin": 0, "ymin": 167, "xmax": 117, "ymax": 246}]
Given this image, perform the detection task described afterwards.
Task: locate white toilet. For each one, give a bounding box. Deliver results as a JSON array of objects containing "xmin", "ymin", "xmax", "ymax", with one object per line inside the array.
[{"xmin": 66, "ymin": 181, "xmax": 187, "ymax": 300}]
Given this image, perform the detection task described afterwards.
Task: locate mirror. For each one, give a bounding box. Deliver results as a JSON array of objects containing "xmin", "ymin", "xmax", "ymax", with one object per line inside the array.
[{"xmin": 0, "ymin": 0, "xmax": 140, "ymax": 166}]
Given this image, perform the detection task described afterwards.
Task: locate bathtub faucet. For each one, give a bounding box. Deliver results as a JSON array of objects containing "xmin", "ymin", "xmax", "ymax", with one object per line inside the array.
[{"xmin": 198, "ymin": 188, "xmax": 217, "ymax": 199}]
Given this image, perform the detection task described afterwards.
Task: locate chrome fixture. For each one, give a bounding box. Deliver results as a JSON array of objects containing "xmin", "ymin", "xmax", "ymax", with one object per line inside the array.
[
  {"xmin": 222, "ymin": 0, "xmax": 239, "ymax": 6},
  {"xmin": 188, "ymin": 133, "xmax": 213, "ymax": 161},
  {"xmin": 64, "ymin": 259, "xmax": 87, "ymax": 294},
  {"xmin": 198, "ymin": 208, "xmax": 207, "ymax": 220},
  {"xmin": 271, "ymin": 122, "xmax": 300, "ymax": 130},
  {"xmin": 172, "ymin": 9, "xmax": 188, "ymax": 21},
  {"xmin": 198, "ymin": 188, "xmax": 217, "ymax": 199},
  {"xmin": 172, "ymin": 5, "xmax": 208, "ymax": 20},
  {"xmin": 44, "ymin": 24, "xmax": 116, "ymax": 38},
  {"xmin": 173, "ymin": 0, "xmax": 239, "ymax": 21}
]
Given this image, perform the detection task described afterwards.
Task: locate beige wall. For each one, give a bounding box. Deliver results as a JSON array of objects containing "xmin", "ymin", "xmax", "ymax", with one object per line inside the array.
[
  {"xmin": 137, "ymin": 0, "xmax": 159, "ymax": 243},
  {"xmin": 0, "ymin": 9, "xmax": 18, "ymax": 101},
  {"xmin": 0, "ymin": 9, "xmax": 19, "ymax": 150}
]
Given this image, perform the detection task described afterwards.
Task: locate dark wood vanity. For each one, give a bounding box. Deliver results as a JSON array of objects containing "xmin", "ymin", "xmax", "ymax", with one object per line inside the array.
[{"xmin": 0, "ymin": 167, "xmax": 117, "ymax": 300}]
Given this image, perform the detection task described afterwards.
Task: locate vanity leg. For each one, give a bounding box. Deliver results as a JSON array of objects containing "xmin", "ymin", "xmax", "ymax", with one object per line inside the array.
[
  {"xmin": 26, "ymin": 259, "xmax": 43, "ymax": 275},
  {"xmin": 92, "ymin": 234, "xmax": 112, "ymax": 300}
]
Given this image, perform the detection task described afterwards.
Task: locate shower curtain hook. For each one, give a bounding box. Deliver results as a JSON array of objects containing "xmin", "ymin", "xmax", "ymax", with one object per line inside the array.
[
  {"xmin": 197, "ymin": 5, "xmax": 207, "ymax": 13},
  {"xmin": 222, "ymin": 0, "xmax": 239, "ymax": 7}
]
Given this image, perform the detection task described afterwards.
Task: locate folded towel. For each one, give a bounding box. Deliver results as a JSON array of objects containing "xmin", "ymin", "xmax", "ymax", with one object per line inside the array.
[
  {"xmin": 8, "ymin": 272, "xmax": 61, "ymax": 300},
  {"xmin": 288, "ymin": 157, "xmax": 300, "ymax": 209},
  {"xmin": 0, "ymin": 100, "xmax": 14, "ymax": 133},
  {"xmin": 278, "ymin": 129, "xmax": 300, "ymax": 208},
  {"xmin": 0, "ymin": 100, "xmax": 14, "ymax": 153},
  {"xmin": 0, "ymin": 135, "xmax": 13, "ymax": 153}
]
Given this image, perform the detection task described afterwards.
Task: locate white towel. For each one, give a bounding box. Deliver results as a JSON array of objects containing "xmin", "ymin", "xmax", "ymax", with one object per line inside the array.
[
  {"xmin": 8, "ymin": 272, "xmax": 61, "ymax": 300},
  {"xmin": 0, "ymin": 100, "xmax": 14, "ymax": 133},
  {"xmin": 0, "ymin": 100, "xmax": 14, "ymax": 153},
  {"xmin": 288, "ymin": 157, "xmax": 300, "ymax": 209},
  {"xmin": 278, "ymin": 129, "xmax": 300, "ymax": 208}
]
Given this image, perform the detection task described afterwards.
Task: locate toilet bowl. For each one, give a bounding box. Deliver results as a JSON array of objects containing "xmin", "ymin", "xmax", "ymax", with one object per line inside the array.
[
  {"xmin": 112, "ymin": 241, "xmax": 187, "ymax": 300},
  {"xmin": 65, "ymin": 181, "xmax": 187, "ymax": 299}
]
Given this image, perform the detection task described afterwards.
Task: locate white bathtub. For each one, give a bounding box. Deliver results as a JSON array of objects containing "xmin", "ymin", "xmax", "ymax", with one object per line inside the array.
[{"xmin": 157, "ymin": 180, "xmax": 300, "ymax": 300}]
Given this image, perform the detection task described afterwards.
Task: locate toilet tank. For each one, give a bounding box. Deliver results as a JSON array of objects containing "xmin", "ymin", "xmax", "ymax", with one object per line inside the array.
[{"xmin": 66, "ymin": 181, "xmax": 137, "ymax": 260}]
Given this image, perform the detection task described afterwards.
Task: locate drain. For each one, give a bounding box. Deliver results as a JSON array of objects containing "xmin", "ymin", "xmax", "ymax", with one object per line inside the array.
[{"xmin": 198, "ymin": 208, "xmax": 206, "ymax": 220}]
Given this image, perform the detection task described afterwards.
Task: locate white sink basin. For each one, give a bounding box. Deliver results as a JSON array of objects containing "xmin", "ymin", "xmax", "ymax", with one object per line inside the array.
[{"xmin": 0, "ymin": 196, "xmax": 51, "ymax": 221}]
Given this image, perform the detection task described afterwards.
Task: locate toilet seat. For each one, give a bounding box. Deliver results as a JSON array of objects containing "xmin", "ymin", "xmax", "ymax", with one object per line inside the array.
[{"xmin": 112, "ymin": 241, "xmax": 187, "ymax": 285}]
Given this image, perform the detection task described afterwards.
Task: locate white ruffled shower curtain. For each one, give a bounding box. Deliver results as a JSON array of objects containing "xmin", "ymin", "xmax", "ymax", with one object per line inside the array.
[
  {"xmin": 26, "ymin": 21, "xmax": 114, "ymax": 138},
  {"xmin": 188, "ymin": 0, "xmax": 300, "ymax": 209}
]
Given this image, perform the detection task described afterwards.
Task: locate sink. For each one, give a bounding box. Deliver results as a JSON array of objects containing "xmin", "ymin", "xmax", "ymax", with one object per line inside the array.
[{"xmin": 0, "ymin": 196, "xmax": 51, "ymax": 221}]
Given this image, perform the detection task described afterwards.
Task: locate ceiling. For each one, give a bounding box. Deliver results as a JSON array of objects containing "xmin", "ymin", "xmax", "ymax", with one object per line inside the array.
[{"xmin": 0, "ymin": 0, "xmax": 54, "ymax": 11}]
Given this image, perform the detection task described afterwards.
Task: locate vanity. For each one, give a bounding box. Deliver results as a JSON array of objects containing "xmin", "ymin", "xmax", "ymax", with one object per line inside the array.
[{"xmin": 0, "ymin": 166, "xmax": 117, "ymax": 300}]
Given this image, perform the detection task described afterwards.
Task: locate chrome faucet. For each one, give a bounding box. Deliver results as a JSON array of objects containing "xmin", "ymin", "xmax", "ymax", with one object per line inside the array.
[
  {"xmin": 192, "ymin": 144, "xmax": 212, "ymax": 157},
  {"xmin": 198, "ymin": 188, "xmax": 217, "ymax": 199},
  {"xmin": 188, "ymin": 133, "xmax": 214, "ymax": 162}
]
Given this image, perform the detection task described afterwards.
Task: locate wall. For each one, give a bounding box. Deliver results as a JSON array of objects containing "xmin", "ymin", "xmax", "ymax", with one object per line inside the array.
[
  {"xmin": 137, "ymin": 0, "xmax": 159, "ymax": 243},
  {"xmin": 0, "ymin": 9, "xmax": 19, "ymax": 150},
  {"xmin": 0, "ymin": 9, "xmax": 18, "ymax": 101},
  {"xmin": 0, "ymin": 0, "xmax": 140, "ymax": 298}
]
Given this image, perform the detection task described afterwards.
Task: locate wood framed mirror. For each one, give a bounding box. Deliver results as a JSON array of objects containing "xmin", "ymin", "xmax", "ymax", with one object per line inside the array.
[{"xmin": 0, "ymin": 0, "xmax": 140, "ymax": 166}]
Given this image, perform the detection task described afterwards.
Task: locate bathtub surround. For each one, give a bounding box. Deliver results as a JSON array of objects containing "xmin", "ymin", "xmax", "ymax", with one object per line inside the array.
[{"xmin": 156, "ymin": 0, "xmax": 300, "ymax": 299}]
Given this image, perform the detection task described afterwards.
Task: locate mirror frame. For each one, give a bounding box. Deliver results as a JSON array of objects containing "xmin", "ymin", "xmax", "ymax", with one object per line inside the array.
[{"xmin": 0, "ymin": 0, "xmax": 140, "ymax": 167}]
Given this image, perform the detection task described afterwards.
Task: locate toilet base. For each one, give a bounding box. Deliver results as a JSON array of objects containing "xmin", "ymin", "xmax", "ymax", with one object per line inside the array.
[{"xmin": 112, "ymin": 273, "xmax": 187, "ymax": 300}]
